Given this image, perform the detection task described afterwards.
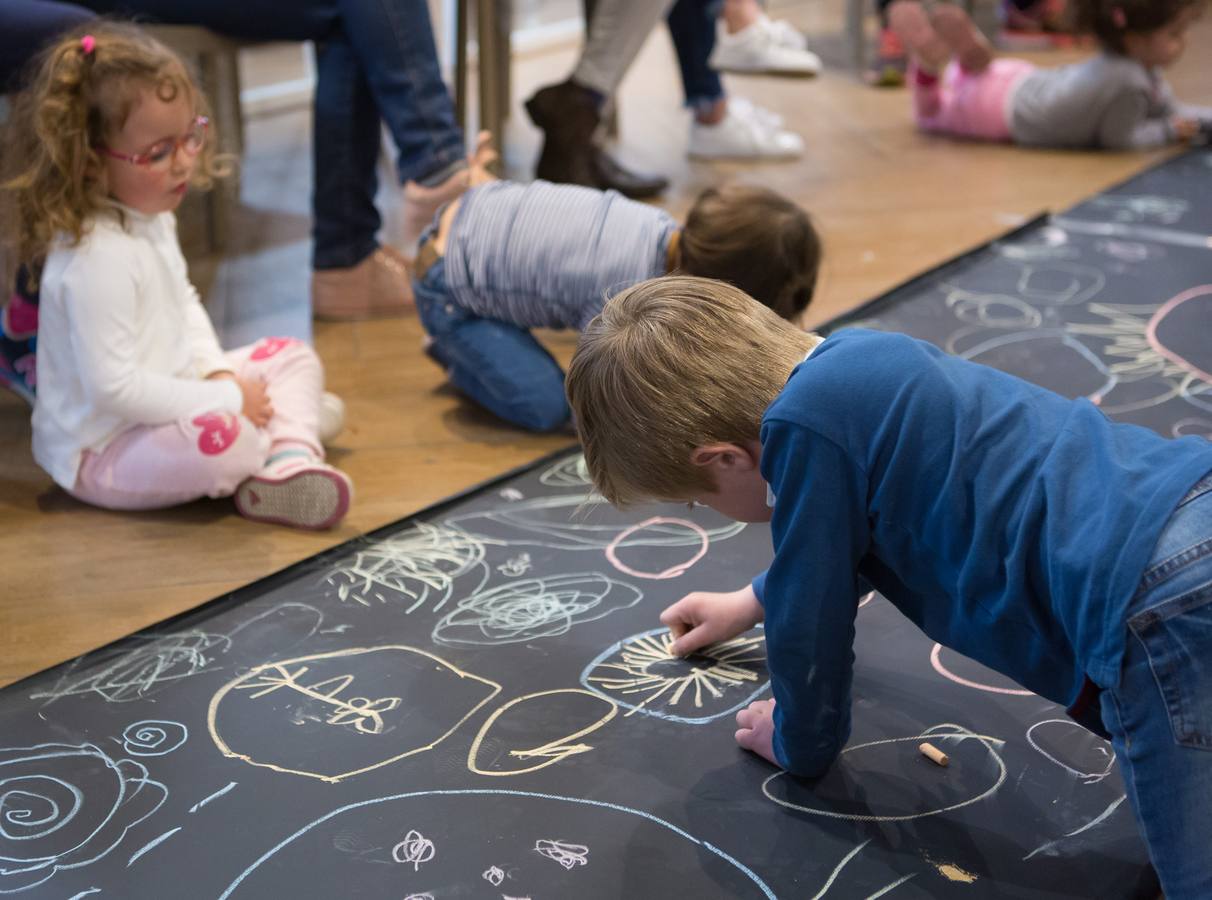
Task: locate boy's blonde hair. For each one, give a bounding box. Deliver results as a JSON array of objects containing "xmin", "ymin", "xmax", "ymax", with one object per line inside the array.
[
  {"xmin": 566, "ymin": 275, "xmax": 819, "ymax": 506},
  {"xmin": 0, "ymin": 21, "xmax": 227, "ymax": 289}
]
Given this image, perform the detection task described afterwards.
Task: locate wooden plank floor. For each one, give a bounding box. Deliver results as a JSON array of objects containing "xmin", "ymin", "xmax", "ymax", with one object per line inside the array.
[{"xmin": 3, "ymin": 5, "xmax": 1210, "ymax": 687}]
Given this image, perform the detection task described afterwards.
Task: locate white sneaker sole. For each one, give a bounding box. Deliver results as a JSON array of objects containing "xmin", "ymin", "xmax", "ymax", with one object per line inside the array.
[{"xmin": 235, "ymin": 469, "xmax": 352, "ymax": 530}]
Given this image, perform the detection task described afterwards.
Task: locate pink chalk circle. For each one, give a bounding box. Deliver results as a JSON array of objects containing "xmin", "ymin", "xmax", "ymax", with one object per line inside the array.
[
  {"xmin": 1146, "ymin": 285, "xmax": 1212, "ymax": 387},
  {"xmin": 604, "ymin": 517, "xmax": 709, "ymax": 580},
  {"xmin": 930, "ymin": 644, "xmax": 1033, "ymax": 696}
]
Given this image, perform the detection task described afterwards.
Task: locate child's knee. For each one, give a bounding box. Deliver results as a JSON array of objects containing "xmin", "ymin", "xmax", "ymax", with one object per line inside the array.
[
  {"xmin": 187, "ymin": 411, "xmax": 267, "ymax": 495},
  {"xmin": 512, "ymin": 391, "xmax": 572, "ymax": 433}
]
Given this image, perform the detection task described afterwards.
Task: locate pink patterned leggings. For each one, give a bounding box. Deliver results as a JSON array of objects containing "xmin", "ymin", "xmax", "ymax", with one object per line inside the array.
[
  {"xmin": 70, "ymin": 337, "xmax": 325, "ymax": 511},
  {"xmin": 912, "ymin": 58, "xmax": 1035, "ymax": 141}
]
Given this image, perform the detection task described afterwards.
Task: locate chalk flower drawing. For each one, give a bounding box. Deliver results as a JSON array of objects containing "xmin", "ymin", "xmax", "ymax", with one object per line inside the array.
[
  {"xmin": 581, "ymin": 628, "xmax": 769, "ymax": 724},
  {"xmin": 321, "ymin": 522, "xmax": 487, "ymax": 611},
  {"xmin": 0, "ymin": 742, "xmax": 167, "ymax": 894}
]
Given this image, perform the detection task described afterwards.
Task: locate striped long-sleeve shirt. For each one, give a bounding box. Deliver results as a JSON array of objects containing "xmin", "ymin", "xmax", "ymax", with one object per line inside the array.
[{"xmin": 442, "ymin": 179, "xmax": 678, "ymax": 331}]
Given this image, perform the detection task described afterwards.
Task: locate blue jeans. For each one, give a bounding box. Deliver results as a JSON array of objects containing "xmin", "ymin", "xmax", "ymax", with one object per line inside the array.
[
  {"xmin": 312, "ymin": 0, "xmax": 466, "ymax": 268},
  {"xmin": 0, "ymin": 0, "xmax": 96, "ymax": 88},
  {"xmin": 413, "ymin": 254, "xmax": 571, "ymax": 433},
  {"xmin": 80, "ymin": 0, "xmax": 465, "ymax": 269},
  {"xmin": 1099, "ymin": 470, "xmax": 1212, "ymax": 898},
  {"xmin": 666, "ymin": 0, "xmax": 722, "ymax": 110}
]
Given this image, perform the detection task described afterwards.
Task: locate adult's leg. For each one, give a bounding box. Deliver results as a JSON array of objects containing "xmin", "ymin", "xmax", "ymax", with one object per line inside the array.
[
  {"xmin": 573, "ymin": 0, "xmax": 675, "ymax": 97},
  {"xmin": 666, "ymin": 0, "xmax": 724, "ymax": 114},
  {"xmin": 672, "ymin": 0, "xmax": 804, "ymax": 159},
  {"xmin": 526, "ymin": 0, "xmax": 672, "ymax": 198},
  {"xmin": 327, "ymin": 0, "xmax": 464, "ymax": 185},
  {"xmin": 71, "ymin": 0, "xmax": 337, "ymax": 42},
  {"xmin": 0, "ymin": 0, "xmax": 96, "ymax": 89},
  {"xmin": 311, "ymin": 36, "xmax": 382, "ymax": 272}
]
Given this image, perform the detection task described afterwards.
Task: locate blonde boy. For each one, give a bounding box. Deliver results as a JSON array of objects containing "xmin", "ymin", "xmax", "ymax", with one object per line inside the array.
[{"xmin": 566, "ymin": 275, "xmax": 1212, "ymax": 897}]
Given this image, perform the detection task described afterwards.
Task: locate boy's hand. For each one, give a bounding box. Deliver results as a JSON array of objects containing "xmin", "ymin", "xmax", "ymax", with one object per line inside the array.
[
  {"xmin": 735, "ymin": 698, "xmax": 778, "ymax": 766},
  {"xmin": 660, "ymin": 584, "xmax": 764, "ymax": 657},
  {"xmin": 236, "ymin": 376, "xmax": 273, "ymax": 427}
]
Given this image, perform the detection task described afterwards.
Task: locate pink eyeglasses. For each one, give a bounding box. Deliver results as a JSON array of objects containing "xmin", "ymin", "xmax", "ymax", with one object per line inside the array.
[{"xmin": 97, "ymin": 115, "xmax": 209, "ymax": 169}]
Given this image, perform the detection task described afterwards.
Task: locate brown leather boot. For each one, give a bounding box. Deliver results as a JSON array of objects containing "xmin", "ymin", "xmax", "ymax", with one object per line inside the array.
[{"xmin": 525, "ymin": 80, "xmax": 668, "ymax": 199}]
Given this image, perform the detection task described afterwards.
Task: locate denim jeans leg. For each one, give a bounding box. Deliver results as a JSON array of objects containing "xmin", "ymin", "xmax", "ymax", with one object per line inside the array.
[
  {"xmin": 1098, "ymin": 474, "xmax": 1212, "ymax": 898},
  {"xmin": 73, "ymin": 0, "xmax": 338, "ymax": 41},
  {"xmin": 0, "ymin": 1, "xmax": 97, "ymax": 88},
  {"xmin": 666, "ymin": 0, "xmax": 723, "ymax": 109},
  {"xmin": 312, "ymin": 36, "xmax": 383, "ymax": 270},
  {"xmin": 414, "ymin": 261, "xmax": 570, "ymax": 432},
  {"xmin": 335, "ymin": 0, "xmax": 465, "ymax": 183}
]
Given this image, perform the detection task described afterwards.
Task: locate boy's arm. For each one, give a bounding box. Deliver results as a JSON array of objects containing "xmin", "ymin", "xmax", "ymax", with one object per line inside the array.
[{"xmin": 760, "ymin": 418, "xmax": 869, "ymax": 777}]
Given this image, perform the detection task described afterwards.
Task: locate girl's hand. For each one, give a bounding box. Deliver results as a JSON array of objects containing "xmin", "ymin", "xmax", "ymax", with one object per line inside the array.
[
  {"xmin": 237, "ymin": 376, "xmax": 273, "ymax": 427},
  {"xmin": 735, "ymin": 698, "xmax": 778, "ymax": 766},
  {"xmin": 660, "ymin": 583, "xmax": 764, "ymax": 657}
]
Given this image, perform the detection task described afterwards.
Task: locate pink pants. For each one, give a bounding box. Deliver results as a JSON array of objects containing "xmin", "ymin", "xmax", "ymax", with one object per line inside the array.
[
  {"xmin": 912, "ymin": 58, "xmax": 1035, "ymax": 141},
  {"xmin": 70, "ymin": 337, "xmax": 324, "ymax": 511}
]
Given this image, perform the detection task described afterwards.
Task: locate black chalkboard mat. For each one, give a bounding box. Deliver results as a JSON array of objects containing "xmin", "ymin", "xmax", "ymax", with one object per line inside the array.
[{"xmin": 7, "ymin": 148, "xmax": 1209, "ymax": 899}]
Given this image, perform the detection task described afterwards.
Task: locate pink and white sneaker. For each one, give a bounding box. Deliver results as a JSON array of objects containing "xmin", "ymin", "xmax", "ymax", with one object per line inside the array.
[{"xmin": 234, "ymin": 457, "xmax": 352, "ymax": 530}]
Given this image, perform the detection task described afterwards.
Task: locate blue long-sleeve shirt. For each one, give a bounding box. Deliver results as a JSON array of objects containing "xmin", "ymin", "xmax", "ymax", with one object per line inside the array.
[{"xmin": 753, "ymin": 329, "xmax": 1212, "ymax": 776}]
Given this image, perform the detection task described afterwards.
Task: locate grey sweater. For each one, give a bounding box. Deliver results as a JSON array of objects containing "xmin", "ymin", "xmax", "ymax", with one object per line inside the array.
[{"xmin": 1010, "ymin": 53, "xmax": 1208, "ymax": 150}]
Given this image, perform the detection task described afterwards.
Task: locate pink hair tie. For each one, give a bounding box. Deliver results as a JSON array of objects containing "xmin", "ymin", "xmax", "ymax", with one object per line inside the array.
[
  {"xmin": 80, "ymin": 34, "xmax": 96, "ymax": 56},
  {"xmin": 1110, "ymin": 7, "xmax": 1126, "ymax": 28}
]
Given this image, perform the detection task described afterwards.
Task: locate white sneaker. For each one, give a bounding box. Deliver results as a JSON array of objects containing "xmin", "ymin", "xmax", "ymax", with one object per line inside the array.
[
  {"xmin": 708, "ymin": 15, "xmax": 822, "ymax": 76},
  {"xmin": 688, "ymin": 102, "xmax": 804, "ymax": 160},
  {"xmin": 318, "ymin": 391, "xmax": 346, "ymax": 445},
  {"xmin": 729, "ymin": 95, "xmax": 785, "ymax": 130}
]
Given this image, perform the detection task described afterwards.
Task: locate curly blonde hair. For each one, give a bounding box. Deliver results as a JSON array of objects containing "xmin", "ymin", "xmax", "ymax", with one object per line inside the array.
[{"xmin": 1, "ymin": 20, "xmax": 229, "ymax": 290}]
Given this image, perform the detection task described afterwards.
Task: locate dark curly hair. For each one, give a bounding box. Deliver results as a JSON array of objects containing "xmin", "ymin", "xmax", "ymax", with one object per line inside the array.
[{"xmin": 1072, "ymin": 0, "xmax": 1204, "ymax": 54}]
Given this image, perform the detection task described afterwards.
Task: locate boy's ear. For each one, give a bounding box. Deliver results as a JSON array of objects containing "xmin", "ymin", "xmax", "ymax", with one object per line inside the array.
[{"xmin": 689, "ymin": 442, "xmax": 759, "ymax": 472}]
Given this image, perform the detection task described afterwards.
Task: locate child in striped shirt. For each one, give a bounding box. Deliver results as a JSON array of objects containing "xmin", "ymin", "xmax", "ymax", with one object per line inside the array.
[{"xmin": 412, "ymin": 178, "xmax": 821, "ymax": 431}]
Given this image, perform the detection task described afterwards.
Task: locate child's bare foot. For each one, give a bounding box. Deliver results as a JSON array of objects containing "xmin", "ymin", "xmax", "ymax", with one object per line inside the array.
[
  {"xmin": 887, "ymin": 1, "xmax": 950, "ymax": 74},
  {"xmin": 931, "ymin": 4, "xmax": 994, "ymax": 73},
  {"xmin": 467, "ymin": 130, "xmax": 499, "ymax": 186}
]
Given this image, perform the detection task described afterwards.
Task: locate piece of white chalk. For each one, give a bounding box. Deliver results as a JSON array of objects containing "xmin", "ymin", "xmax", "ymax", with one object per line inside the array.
[{"xmin": 919, "ymin": 742, "xmax": 949, "ymax": 767}]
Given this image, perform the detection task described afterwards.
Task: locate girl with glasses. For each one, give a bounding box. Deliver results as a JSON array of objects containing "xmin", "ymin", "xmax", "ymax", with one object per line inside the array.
[{"xmin": 0, "ymin": 22, "xmax": 353, "ymax": 530}]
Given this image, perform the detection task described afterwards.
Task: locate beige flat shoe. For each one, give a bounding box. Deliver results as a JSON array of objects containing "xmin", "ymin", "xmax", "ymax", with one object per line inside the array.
[{"xmin": 312, "ymin": 246, "xmax": 414, "ymax": 321}]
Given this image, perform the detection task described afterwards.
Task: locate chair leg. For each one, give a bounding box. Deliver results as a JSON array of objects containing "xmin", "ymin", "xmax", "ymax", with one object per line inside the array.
[{"xmin": 847, "ymin": 0, "xmax": 868, "ymax": 75}]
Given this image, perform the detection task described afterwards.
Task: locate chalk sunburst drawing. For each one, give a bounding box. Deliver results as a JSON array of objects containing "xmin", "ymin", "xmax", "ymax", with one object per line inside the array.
[{"xmin": 580, "ymin": 629, "xmax": 768, "ymax": 724}]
